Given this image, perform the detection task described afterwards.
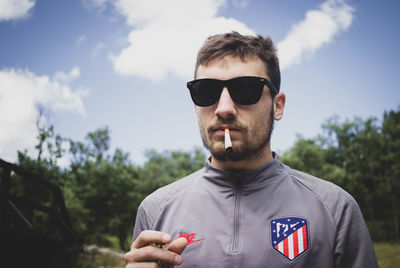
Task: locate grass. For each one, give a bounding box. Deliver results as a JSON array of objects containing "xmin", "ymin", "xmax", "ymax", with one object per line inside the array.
[
  {"xmin": 374, "ymin": 243, "xmax": 400, "ymax": 268},
  {"xmin": 76, "ymin": 246, "xmax": 125, "ymax": 268}
]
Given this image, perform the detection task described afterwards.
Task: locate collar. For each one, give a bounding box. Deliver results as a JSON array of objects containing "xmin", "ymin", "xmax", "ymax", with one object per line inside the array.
[{"xmin": 202, "ymin": 153, "xmax": 285, "ymax": 191}]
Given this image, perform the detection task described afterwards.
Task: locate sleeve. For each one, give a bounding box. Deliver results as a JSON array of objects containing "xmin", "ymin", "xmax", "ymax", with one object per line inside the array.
[
  {"xmin": 333, "ymin": 194, "xmax": 378, "ymax": 268},
  {"xmin": 132, "ymin": 202, "xmax": 151, "ymax": 242}
]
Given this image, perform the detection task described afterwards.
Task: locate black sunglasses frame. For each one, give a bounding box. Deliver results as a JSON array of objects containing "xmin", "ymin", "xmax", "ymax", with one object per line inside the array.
[{"xmin": 186, "ymin": 76, "xmax": 279, "ymax": 107}]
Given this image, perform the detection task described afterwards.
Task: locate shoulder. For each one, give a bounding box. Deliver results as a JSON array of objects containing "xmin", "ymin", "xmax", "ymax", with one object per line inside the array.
[
  {"xmin": 284, "ymin": 165, "xmax": 361, "ymax": 227},
  {"xmin": 139, "ymin": 168, "xmax": 204, "ymax": 223},
  {"xmin": 146, "ymin": 168, "xmax": 204, "ymax": 204},
  {"xmin": 286, "ymin": 167, "xmax": 351, "ymax": 200}
]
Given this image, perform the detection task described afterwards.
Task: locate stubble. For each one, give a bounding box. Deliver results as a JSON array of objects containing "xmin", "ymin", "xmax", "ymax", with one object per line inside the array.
[{"xmin": 199, "ymin": 108, "xmax": 274, "ymax": 163}]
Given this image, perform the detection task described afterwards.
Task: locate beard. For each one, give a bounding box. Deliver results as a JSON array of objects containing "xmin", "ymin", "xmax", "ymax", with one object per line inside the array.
[{"xmin": 200, "ymin": 108, "xmax": 275, "ymax": 162}]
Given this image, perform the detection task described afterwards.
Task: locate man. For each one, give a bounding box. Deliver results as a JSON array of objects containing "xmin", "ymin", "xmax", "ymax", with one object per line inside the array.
[{"xmin": 124, "ymin": 32, "xmax": 378, "ymax": 267}]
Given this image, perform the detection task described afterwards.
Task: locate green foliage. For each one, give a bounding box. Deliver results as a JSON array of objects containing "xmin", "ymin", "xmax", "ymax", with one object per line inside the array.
[
  {"xmin": 76, "ymin": 246, "xmax": 125, "ymax": 268},
  {"xmin": 139, "ymin": 148, "xmax": 205, "ymax": 192},
  {"xmin": 280, "ymin": 136, "xmax": 345, "ymax": 183},
  {"xmin": 35, "ymin": 106, "xmax": 66, "ymax": 165},
  {"xmin": 13, "ymin": 125, "xmax": 206, "ymax": 251},
  {"xmin": 281, "ymin": 107, "xmax": 400, "ymax": 241},
  {"xmin": 9, "ymin": 105, "xmax": 400, "ymax": 254}
]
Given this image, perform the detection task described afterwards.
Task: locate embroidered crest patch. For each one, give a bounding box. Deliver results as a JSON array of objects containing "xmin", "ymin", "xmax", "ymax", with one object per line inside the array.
[{"xmin": 271, "ymin": 217, "xmax": 309, "ymax": 261}]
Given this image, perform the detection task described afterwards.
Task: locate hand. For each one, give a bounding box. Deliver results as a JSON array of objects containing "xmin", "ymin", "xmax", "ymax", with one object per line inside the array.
[{"xmin": 124, "ymin": 230, "xmax": 188, "ymax": 267}]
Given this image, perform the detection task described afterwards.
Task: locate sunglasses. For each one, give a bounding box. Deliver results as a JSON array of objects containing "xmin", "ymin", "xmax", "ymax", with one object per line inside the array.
[{"xmin": 186, "ymin": 76, "xmax": 278, "ymax": 107}]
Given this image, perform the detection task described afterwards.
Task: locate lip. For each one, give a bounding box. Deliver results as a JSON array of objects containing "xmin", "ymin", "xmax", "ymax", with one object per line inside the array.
[{"xmin": 212, "ymin": 125, "xmax": 240, "ymax": 135}]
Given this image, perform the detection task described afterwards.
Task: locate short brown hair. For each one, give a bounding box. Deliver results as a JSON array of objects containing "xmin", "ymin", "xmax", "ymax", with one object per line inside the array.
[{"xmin": 195, "ymin": 31, "xmax": 280, "ymax": 91}]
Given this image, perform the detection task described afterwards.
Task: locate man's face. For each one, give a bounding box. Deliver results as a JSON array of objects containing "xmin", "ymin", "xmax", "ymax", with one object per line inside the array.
[{"xmin": 195, "ymin": 55, "xmax": 276, "ymax": 164}]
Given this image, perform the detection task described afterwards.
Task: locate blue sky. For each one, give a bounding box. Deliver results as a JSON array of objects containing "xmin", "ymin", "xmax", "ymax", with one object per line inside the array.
[{"xmin": 0, "ymin": 0, "xmax": 399, "ymax": 165}]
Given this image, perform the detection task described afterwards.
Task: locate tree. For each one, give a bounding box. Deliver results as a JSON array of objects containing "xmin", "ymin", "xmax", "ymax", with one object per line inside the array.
[
  {"xmin": 67, "ymin": 128, "xmax": 140, "ymax": 249},
  {"xmin": 35, "ymin": 106, "xmax": 65, "ymax": 165},
  {"xmin": 280, "ymin": 135, "xmax": 345, "ymax": 184},
  {"xmin": 65, "ymin": 128, "xmax": 206, "ymax": 249},
  {"xmin": 12, "ymin": 107, "xmax": 399, "ymax": 247},
  {"xmin": 138, "ymin": 148, "xmax": 205, "ymax": 192},
  {"xmin": 281, "ymin": 108, "xmax": 400, "ymax": 241},
  {"xmin": 381, "ymin": 109, "xmax": 400, "ymax": 240}
]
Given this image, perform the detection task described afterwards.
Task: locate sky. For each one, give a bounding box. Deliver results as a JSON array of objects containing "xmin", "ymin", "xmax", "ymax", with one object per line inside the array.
[{"xmin": 0, "ymin": 0, "xmax": 399, "ymax": 166}]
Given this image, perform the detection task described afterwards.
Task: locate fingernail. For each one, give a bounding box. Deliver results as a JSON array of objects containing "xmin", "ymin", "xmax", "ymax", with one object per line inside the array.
[
  {"xmin": 174, "ymin": 255, "xmax": 182, "ymax": 264},
  {"xmin": 162, "ymin": 233, "xmax": 171, "ymax": 242}
]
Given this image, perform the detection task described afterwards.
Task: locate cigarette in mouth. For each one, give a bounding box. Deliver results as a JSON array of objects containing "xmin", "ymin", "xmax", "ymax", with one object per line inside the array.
[{"xmin": 225, "ymin": 128, "xmax": 233, "ymax": 152}]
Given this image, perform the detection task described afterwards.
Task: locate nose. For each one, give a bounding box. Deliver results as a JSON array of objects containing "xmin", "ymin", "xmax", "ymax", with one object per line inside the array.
[{"xmin": 215, "ymin": 87, "xmax": 237, "ymax": 119}]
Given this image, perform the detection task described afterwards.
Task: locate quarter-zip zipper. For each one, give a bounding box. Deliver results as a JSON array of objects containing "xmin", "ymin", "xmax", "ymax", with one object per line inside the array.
[{"xmin": 230, "ymin": 175, "xmax": 241, "ymax": 253}]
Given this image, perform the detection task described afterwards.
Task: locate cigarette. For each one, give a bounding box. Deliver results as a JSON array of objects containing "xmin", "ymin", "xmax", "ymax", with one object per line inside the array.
[
  {"xmin": 150, "ymin": 243, "xmax": 166, "ymax": 266},
  {"xmin": 225, "ymin": 128, "xmax": 233, "ymax": 152}
]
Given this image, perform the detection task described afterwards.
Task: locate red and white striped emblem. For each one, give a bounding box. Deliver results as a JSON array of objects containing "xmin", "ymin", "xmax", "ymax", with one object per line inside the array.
[{"xmin": 271, "ymin": 217, "xmax": 309, "ymax": 261}]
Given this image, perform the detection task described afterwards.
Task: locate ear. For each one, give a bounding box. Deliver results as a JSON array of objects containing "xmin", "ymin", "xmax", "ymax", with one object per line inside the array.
[
  {"xmin": 273, "ymin": 92, "xmax": 285, "ymax": 121},
  {"xmin": 194, "ymin": 104, "xmax": 200, "ymax": 117}
]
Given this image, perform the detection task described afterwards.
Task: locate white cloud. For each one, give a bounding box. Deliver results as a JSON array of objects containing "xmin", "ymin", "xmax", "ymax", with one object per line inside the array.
[
  {"xmin": 0, "ymin": 0, "xmax": 35, "ymax": 21},
  {"xmin": 94, "ymin": 0, "xmax": 354, "ymax": 80},
  {"xmin": 109, "ymin": 0, "xmax": 255, "ymax": 81},
  {"xmin": 89, "ymin": 0, "xmax": 107, "ymax": 6},
  {"xmin": 76, "ymin": 34, "xmax": 87, "ymax": 48},
  {"xmin": 277, "ymin": 0, "xmax": 355, "ymax": 70},
  {"xmin": 91, "ymin": 42, "xmax": 105, "ymax": 60},
  {"xmin": 0, "ymin": 67, "xmax": 87, "ymax": 162},
  {"xmin": 232, "ymin": 0, "xmax": 250, "ymax": 9},
  {"xmin": 53, "ymin": 66, "xmax": 80, "ymax": 84},
  {"xmin": 81, "ymin": 0, "xmax": 108, "ymax": 11}
]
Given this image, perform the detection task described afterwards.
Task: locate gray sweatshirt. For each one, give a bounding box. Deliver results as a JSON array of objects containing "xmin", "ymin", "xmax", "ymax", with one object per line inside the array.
[{"xmin": 133, "ymin": 155, "xmax": 378, "ymax": 267}]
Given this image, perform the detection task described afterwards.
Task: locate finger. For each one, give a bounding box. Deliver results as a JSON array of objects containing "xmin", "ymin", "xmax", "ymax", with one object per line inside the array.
[
  {"xmin": 125, "ymin": 262, "xmax": 158, "ymax": 268},
  {"xmin": 132, "ymin": 230, "xmax": 172, "ymax": 249},
  {"xmin": 167, "ymin": 237, "xmax": 188, "ymax": 255},
  {"xmin": 126, "ymin": 245, "xmax": 182, "ymax": 265}
]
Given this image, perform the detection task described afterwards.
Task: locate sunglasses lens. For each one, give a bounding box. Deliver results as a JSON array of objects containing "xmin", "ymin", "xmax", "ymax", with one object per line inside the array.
[
  {"xmin": 229, "ymin": 77, "xmax": 263, "ymax": 105},
  {"xmin": 187, "ymin": 79, "xmax": 222, "ymax": 107},
  {"xmin": 187, "ymin": 77, "xmax": 265, "ymax": 106}
]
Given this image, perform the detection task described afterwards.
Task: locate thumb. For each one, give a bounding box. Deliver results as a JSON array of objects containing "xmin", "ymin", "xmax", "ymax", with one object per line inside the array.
[{"xmin": 167, "ymin": 237, "xmax": 188, "ymax": 255}]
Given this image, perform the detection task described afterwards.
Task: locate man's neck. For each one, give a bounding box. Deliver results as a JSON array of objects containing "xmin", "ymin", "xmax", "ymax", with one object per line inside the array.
[{"xmin": 210, "ymin": 147, "xmax": 274, "ymax": 171}]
